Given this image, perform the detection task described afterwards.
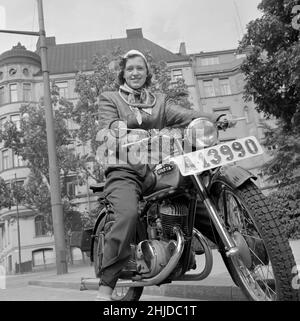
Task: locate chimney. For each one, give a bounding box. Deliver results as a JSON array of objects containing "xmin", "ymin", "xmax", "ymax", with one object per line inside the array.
[
  {"xmin": 179, "ymin": 42, "xmax": 187, "ymax": 55},
  {"xmin": 126, "ymin": 28, "xmax": 143, "ymax": 39}
]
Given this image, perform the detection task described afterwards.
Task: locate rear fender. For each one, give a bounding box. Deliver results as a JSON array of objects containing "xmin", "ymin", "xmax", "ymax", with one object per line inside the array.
[{"xmin": 208, "ymin": 165, "xmax": 256, "ymax": 194}]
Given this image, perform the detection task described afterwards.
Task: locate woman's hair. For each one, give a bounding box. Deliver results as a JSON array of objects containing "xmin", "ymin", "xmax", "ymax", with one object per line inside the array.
[{"xmin": 117, "ymin": 53, "xmax": 152, "ymax": 88}]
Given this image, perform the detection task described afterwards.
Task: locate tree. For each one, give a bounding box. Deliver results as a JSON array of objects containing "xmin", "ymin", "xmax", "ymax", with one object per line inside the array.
[
  {"xmin": 239, "ymin": 0, "xmax": 300, "ymax": 128},
  {"xmin": 0, "ymin": 177, "xmax": 13, "ymax": 209},
  {"xmin": 238, "ymin": 0, "xmax": 300, "ymax": 183},
  {"xmin": 0, "ymin": 91, "xmax": 86, "ymax": 236},
  {"xmin": 239, "ymin": 0, "xmax": 300, "ymax": 239}
]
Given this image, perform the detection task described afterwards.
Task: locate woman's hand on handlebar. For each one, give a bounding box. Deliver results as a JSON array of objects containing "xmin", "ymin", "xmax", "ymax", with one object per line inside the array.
[{"xmin": 216, "ymin": 114, "xmax": 237, "ymax": 131}]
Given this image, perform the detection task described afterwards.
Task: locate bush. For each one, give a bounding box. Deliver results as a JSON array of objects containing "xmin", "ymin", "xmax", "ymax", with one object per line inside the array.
[{"xmin": 267, "ymin": 182, "xmax": 300, "ymax": 240}]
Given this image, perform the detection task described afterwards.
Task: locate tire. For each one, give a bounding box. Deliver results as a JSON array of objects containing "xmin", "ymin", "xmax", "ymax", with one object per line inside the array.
[
  {"xmin": 214, "ymin": 181, "xmax": 299, "ymax": 301},
  {"xmin": 93, "ymin": 210, "xmax": 144, "ymax": 301}
]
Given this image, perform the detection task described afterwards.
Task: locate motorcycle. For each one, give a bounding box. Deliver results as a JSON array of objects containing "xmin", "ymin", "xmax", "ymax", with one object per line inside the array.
[{"xmin": 80, "ymin": 115, "xmax": 299, "ymax": 301}]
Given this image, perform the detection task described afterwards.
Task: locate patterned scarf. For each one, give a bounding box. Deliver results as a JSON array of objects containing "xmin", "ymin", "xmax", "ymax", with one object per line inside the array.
[{"xmin": 119, "ymin": 83, "xmax": 156, "ymax": 124}]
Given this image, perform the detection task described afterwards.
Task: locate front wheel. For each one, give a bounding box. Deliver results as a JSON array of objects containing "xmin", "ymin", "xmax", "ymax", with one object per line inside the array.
[
  {"xmin": 93, "ymin": 211, "xmax": 144, "ymax": 301},
  {"xmin": 215, "ymin": 181, "xmax": 299, "ymax": 301}
]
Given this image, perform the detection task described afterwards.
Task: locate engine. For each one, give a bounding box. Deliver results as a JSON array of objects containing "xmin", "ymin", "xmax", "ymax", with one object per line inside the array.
[
  {"xmin": 132, "ymin": 200, "xmax": 189, "ymax": 278},
  {"xmin": 159, "ymin": 201, "xmax": 189, "ymax": 239}
]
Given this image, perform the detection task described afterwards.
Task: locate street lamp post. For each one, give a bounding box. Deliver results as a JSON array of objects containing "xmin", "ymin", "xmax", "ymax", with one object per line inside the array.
[
  {"xmin": 36, "ymin": 0, "xmax": 67, "ymax": 274},
  {"xmin": 0, "ymin": 0, "xmax": 68, "ymax": 274},
  {"xmin": 14, "ymin": 174, "xmax": 22, "ymax": 274}
]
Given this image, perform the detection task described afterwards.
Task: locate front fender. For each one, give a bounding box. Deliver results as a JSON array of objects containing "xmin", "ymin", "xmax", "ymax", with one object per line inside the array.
[{"xmin": 208, "ymin": 165, "xmax": 256, "ymax": 193}]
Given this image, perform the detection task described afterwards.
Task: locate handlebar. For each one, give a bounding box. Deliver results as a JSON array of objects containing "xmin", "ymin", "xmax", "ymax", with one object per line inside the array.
[{"xmin": 111, "ymin": 116, "xmax": 246, "ymax": 149}]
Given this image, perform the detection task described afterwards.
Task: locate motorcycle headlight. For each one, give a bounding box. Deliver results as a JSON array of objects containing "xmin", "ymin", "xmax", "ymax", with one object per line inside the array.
[{"xmin": 186, "ymin": 118, "xmax": 218, "ymax": 148}]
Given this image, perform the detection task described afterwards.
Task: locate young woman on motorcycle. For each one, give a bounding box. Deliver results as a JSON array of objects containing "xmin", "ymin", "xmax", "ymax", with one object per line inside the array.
[{"xmin": 96, "ymin": 49, "xmax": 218, "ymax": 300}]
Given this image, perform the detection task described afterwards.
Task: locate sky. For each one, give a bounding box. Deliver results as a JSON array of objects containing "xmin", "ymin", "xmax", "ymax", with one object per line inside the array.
[{"xmin": 0, "ymin": 0, "xmax": 262, "ymax": 55}]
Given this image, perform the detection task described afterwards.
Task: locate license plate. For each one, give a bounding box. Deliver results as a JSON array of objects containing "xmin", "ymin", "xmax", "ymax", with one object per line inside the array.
[{"xmin": 170, "ymin": 136, "xmax": 264, "ymax": 176}]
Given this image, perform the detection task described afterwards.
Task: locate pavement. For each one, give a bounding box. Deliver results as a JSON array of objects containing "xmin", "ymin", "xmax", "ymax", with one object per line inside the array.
[{"xmin": 27, "ymin": 240, "xmax": 300, "ymax": 301}]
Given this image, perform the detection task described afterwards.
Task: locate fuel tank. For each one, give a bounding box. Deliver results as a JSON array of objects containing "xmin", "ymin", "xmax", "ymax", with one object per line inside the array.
[{"xmin": 151, "ymin": 162, "xmax": 187, "ymax": 192}]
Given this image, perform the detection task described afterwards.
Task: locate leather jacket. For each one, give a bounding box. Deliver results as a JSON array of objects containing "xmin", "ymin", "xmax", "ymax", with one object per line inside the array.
[{"xmin": 97, "ymin": 90, "xmax": 215, "ymax": 177}]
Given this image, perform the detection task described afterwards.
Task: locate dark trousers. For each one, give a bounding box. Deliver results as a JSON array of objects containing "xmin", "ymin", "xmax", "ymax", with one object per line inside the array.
[{"xmin": 100, "ymin": 169, "xmax": 217, "ymax": 289}]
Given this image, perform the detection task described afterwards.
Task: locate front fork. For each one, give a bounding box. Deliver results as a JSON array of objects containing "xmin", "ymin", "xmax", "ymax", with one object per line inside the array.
[{"xmin": 191, "ymin": 174, "xmax": 239, "ymax": 257}]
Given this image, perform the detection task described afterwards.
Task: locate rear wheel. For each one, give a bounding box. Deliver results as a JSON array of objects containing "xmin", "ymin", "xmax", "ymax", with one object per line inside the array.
[
  {"xmin": 93, "ymin": 210, "xmax": 143, "ymax": 301},
  {"xmin": 215, "ymin": 181, "xmax": 299, "ymax": 301}
]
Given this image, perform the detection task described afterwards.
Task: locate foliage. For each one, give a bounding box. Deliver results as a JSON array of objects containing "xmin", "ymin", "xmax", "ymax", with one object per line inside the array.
[
  {"xmin": 267, "ymin": 181, "xmax": 300, "ymax": 239},
  {"xmin": 239, "ymin": 0, "xmax": 300, "ymax": 128},
  {"xmin": 239, "ymin": 0, "xmax": 300, "ymax": 185},
  {"xmin": 0, "ymin": 177, "xmax": 13, "ymax": 209},
  {"xmin": 0, "ymin": 92, "xmax": 86, "ymax": 235},
  {"xmin": 239, "ymin": 0, "xmax": 300, "ymax": 238},
  {"xmin": 260, "ymin": 119, "xmax": 300, "ymax": 183}
]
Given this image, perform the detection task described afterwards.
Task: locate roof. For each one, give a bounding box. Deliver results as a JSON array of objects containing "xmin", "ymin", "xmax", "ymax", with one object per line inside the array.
[
  {"xmin": 44, "ymin": 35, "xmax": 188, "ymax": 75},
  {"xmin": 0, "ymin": 42, "xmax": 41, "ymax": 68}
]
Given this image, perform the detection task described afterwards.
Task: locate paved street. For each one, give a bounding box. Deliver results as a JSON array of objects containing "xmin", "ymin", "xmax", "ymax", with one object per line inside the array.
[
  {"xmin": 0, "ymin": 240, "xmax": 298, "ymax": 301},
  {"xmin": 0, "ymin": 271, "xmax": 199, "ymax": 301}
]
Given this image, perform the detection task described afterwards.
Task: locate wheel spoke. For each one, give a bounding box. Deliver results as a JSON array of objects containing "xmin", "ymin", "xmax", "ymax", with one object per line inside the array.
[
  {"xmin": 222, "ymin": 188, "xmax": 279, "ymax": 300},
  {"xmin": 240, "ymin": 233, "xmax": 262, "ymax": 241},
  {"xmin": 236, "ymin": 259, "xmax": 276, "ymax": 300}
]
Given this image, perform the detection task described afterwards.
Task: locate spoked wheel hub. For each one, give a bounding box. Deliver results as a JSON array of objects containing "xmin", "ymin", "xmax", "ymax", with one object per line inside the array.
[{"xmin": 232, "ymin": 231, "xmax": 252, "ymax": 269}]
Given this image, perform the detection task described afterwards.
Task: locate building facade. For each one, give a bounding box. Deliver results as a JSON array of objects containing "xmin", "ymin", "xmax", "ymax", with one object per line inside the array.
[
  {"xmin": 189, "ymin": 49, "xmax": 274, "ymax": 186},
  {"xmin": 0, "ymin": 28, "xmax": 272, "ymax": 274}
]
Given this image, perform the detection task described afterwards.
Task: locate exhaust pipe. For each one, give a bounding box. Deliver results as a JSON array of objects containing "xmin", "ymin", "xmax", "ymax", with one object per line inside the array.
[
  {"xmin": 80, "ymin": 226, "xmax": 184, "ymax": 291},
  {"xmin": 115, "ymin": 226, "xmax": 184, "ymax": 288},
  {"xmin": 175, "ymin": 228, "xmax": 213, "ymax": 281}
]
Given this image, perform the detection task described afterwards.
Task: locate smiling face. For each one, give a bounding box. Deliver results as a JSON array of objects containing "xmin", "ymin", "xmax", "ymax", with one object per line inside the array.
[{"xmin": 123, "ymin": 56, "xmax": 148, "ymax": 90}]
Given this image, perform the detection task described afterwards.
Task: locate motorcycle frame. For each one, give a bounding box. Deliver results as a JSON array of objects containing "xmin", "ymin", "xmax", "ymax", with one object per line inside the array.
[{"xmin": 172, "ymin": 137, "xmax": 240, "ymax": 257}]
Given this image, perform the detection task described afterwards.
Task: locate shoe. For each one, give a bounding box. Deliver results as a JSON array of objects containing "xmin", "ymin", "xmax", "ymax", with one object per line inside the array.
[
  {"xmin": 95, "ymin": 294, "xmax": 113, "ymax": 301},
  {"xmin": 95, "ymin": 285, "xmax": 113, "ymax": 301}
]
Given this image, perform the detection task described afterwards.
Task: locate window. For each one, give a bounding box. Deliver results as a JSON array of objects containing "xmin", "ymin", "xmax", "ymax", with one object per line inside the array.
[
  {"xmin": 34, "ymin": 215, "xmax": 47, "ymax": 237},
  {"xmin": 0, "ymin": 117, "xmax": 6, "ymax": 130},
  {"xmin": 10, "ymin": 114, "xmax": 20, "ymax": 131},
  {"xmin": 32, "ymin": 248, "xmax": 55, "ymax": 266},
  {"xmin": 0, "ymin": 86, "xmax": 5, "ymax": 105},
  {"xmin": 23, "ymin": 68, "xmax": 29, "ymax": 76},
  {"xmin": 172, "ymin": 69, "xmax": 183, "ymax": 82},
  {"xmin": 236, "ymin": 53, "xmax": 246, "ymax": 59},
  {"xmin": 23, "ymin": 83, "xmax": 31, "ymax": 102},
  {"xmin": 267, "ymin": 145, "xmax": 278, "ymax": 151},
  {"xmin": 219, "ymin": 138, "xmax": 236, "ymax": 143},
  {"xmin": 55, "ymin": 82, "xmax": 68, "ymax": 98},
  {"xmin": 9, "ymin": 84, "xmax": 18, "ymax": 102},
  {"xmin": 13, "ymin": 153, "xmax": 24, "ymax": 168},
  {"xmin": 2, "ymin": 150, "xmax": 10, "ymax": 171},
  {"xmin": 213, "ymin": 107, "xmax": 232, "ymax": 119},
  {"xmin": 203, "ymin": 80, "xmax": 216, "ymax": 97},
  {"xmin": 0, "ymin": 226, "xmax": 3, "ymax": 251},
  {"xmin": 201, "ymin": 56, "xmax": 219, "ymax": 66},
  {"xmin": 219, "ymin": 78, "xmax": 231, "ymax": 96},
  {"xmin": 66, "ymin": 182, "xmax": 76, "ymax": 197},
  {"xmin": 244, "ymin": 106, "xmax": 250, "ymax": 123},
  {"xmin": 9, "ymin": 68, "xmax": 17, "ymax": 76}
]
